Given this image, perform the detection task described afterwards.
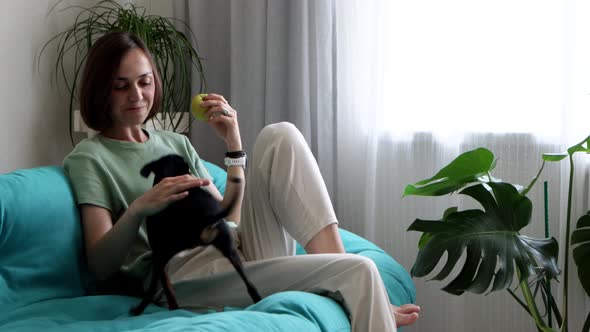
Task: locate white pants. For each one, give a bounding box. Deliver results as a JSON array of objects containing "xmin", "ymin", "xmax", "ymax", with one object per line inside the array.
[{"xmin": 163, "ymin": 122, "xmax": 397, "ymax": 332}]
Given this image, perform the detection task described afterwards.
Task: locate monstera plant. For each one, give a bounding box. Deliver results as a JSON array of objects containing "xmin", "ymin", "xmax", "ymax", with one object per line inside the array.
[{"xmin": 404, "ymin": 137, "xmax": 590, "ymax": 332}]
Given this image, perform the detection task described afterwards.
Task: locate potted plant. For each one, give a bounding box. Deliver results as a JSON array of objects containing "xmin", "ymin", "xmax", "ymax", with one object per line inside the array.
[
  {"xmin": 40, "ymin": 0, "xmax": 205, "ymax": 142},
  {"xmin": 403, "ymin": 137, "xmax": 590, "ymax": 332}
]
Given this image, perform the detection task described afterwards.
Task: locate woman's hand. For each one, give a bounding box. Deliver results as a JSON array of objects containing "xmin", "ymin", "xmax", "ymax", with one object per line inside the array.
[
  {"xmin": 81, "ymin": 175, "xmax": 210, "ymax": 279},
  {"xmin": 200, "ymin": 93, "xmax": 242, "ymax": 151},
  {"xmin": 128, "ymin": 175, "xmax": 210, "ymax": 220}
]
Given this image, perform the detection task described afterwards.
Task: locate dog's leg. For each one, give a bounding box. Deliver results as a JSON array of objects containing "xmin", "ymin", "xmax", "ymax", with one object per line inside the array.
[
  {"xmin": 160, "ymin": 268, "xmax": 179, "ymax": 310},
  {"xmin": 211, "ymin": 222, "xmax": 262, "ymax": 303},
  {"xmin": 226, "ymin": 249, "xmax": 262, "ymax": 303},
  {"xmin": 130, "ymin": 264, "xmax": 159, "ymax": 316}
]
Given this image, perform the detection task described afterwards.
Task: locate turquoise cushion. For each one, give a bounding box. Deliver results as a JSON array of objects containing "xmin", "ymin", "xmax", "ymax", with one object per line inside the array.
[
  {"xmin": 0, "ymin": 167, "xmax": 87, "ymax": 311},
  {"xmin": 0, "ymin": 291, "xmax": 350, "ymax": 332},
  {"xmin": 0, "ymin": 164, "xmax": 414, "ymax": 332},
  {"xmin": 202, "ymin": 160, "xmax": 227, "ymax": 195}
]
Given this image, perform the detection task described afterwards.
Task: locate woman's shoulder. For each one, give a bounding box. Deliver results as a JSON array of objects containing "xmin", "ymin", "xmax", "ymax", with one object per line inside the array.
[
  {"xmin": 71, "ymin": 135, "xmax": 104, "ymax": 151},
  {"xmin": 64, "ymin": 136, "xmax": 104, "ymax": 160},
  {"xmin": 63, "ymin": 135, "xmax": 113, "ymax": 169}
]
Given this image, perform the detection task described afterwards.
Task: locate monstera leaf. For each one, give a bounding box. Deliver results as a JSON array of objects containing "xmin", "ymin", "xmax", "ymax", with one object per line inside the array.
[
  {"xmin": 408, "ymin": 182, "xmax": 559, "ymax": 295},
  {"xmin": 403, "ymin": 148, "xmax": 496, "ymax": 197},
  {"xmin": 572, "ymin": 212, "xmax": 590, "ymax": 297}
]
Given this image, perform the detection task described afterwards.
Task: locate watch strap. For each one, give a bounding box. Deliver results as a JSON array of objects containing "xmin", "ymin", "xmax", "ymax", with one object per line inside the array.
[{"xmin": 224, "ymin": 155, "xmax": 247, "ymax": 168}]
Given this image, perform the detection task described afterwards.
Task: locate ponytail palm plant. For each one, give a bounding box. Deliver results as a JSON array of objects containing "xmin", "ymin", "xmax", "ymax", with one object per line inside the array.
[
  {"xmin": 40, "ymin": 0, "xmax": 205, "ymax": 142},
  {"xmin": 404, "ymin": 138, "xmax": 590, "ymax": 332}
]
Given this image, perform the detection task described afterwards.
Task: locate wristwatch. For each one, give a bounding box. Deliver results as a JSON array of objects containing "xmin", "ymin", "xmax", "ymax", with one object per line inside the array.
[{"xmin": 224, "ymin": 151, "xmax": 247, "ymax": 169}]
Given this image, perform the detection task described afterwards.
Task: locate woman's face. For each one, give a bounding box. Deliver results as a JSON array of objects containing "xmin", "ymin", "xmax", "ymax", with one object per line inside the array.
[{"xmin": 109, "ymin": 48, "xmax": 155, "ymax": 128}]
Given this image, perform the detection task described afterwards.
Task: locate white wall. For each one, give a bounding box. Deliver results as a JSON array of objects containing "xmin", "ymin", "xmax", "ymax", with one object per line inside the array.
[{"xmin": 0, "ymin": 0, "xmax": 172, "ymax": 174}]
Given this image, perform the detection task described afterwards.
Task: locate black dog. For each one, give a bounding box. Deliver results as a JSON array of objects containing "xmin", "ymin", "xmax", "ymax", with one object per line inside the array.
[{"xmin": 130, "ymin": 154, "xmax": 262, "ymax": 315}]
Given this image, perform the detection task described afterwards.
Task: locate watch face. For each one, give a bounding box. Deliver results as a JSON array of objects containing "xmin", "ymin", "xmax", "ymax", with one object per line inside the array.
[{"xmin": 225, "ymin": 151, "xmax": 246, "ymax": 158}]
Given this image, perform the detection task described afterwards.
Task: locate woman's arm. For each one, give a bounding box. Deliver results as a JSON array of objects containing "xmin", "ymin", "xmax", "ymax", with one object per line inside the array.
[
  {"xmin": 221, "ymin": 164, "xmax": 245, "ymax": 223},
  {"xmin": 201, "ymin": 165, "xmax": 244, "ymax": 224},
  {"xmin": 81, "ymin": 174, "xmax": 210, "ymax": 280},
  {"xmin": 200, "ymin": 93, "xmax": 245, "ymax": 224},
  {"xmin": 80, "ymin": 204, "xmax": 143, "ymax": 280}
]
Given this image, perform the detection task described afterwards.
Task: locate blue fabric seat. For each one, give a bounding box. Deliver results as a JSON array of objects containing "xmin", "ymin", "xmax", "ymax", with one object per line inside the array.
[{"xmin": 0, "ymin": 165, "xmax": 415, "ymax": 332}]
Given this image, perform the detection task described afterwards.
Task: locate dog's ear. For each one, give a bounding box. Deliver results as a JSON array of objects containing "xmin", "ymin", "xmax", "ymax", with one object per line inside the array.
[
  {"xmin": 141, "ymin": 154, "xmax": 187, "ymax": 180},
  {"xmin": 140, "ymin": 161, "xmax": 155, "ymax": 178}
]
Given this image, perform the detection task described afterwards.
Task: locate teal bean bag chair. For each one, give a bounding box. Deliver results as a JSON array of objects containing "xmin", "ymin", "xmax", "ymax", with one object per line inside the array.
[{"xmin": 0, "ymin": 163, "xmax": 415, "ymax": 332}]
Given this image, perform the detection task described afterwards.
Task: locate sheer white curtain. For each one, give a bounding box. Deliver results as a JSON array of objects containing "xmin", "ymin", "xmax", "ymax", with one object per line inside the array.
[
  {"xmin": 366, "ymin": 1, "xmax": 589, "ymax": 331},
  {"xmin": 181, "ymin": 0, "xmax": 338, "ymax": 194},
  {"xmin": 181, "ymin": 0, "xmax": 590, "ymax": 330}
]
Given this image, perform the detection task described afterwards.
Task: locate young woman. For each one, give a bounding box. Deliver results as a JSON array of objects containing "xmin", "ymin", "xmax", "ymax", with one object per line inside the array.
[{"xmin": 63, "ymin": 31, "xmax": 419, "ymax": 331}]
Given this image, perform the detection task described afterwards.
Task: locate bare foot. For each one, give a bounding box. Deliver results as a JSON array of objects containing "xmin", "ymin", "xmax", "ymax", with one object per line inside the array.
[{"xmin": 391, "ymin": 304, "xmax": 420, "ymax": 326}]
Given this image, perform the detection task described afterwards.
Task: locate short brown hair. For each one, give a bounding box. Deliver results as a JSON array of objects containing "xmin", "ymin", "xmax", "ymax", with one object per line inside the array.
[{"xmin": 79, "ymin": 32, "xmax": 163, "ymax": 132}]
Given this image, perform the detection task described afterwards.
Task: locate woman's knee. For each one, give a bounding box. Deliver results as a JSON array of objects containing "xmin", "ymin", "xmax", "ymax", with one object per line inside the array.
[
  {"xmin": 339, "ymin": 254, "xmax": 381, "ymax": 278},
  {"xmin": 262, "ymin": 121, "xmax": 298, "ymax": 134},
  {"xmin": 257, "ymin": 122, "xmax": 302, "ymax": 147}
]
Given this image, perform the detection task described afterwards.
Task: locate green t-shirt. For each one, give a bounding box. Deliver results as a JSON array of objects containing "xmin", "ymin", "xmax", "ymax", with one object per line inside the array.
[{"xmin": 63, "ymin": 129, "xmax": 212, "ymax": 282}]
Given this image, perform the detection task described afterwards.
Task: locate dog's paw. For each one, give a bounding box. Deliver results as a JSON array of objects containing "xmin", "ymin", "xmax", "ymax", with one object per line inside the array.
[{"xmin": 130, "ymin": 306, "xmax": 143, "ymax": 316}]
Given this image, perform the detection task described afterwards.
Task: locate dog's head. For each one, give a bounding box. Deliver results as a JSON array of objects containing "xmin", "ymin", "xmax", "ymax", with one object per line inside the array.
[{"xmin": 141, "ymin": 154, "xmax": 190, "ymax": 184}]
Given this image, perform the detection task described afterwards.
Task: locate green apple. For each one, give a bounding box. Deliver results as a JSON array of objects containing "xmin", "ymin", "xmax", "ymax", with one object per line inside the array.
[{"xmin": 191, "ymin": 93, "xmax": 208, "ymax": 121}]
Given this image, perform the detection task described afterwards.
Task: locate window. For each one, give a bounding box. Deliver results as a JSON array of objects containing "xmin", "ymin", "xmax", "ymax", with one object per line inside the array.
[{"xmin": 378, "ymin": 0, "xmax": 589, "ymax": 144}]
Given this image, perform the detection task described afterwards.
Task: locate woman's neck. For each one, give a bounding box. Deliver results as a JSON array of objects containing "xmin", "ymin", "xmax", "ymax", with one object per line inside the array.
[{"xmin": 100, "ymin": 126, "xmax": 149, "ymax": 143}]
